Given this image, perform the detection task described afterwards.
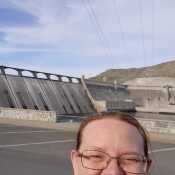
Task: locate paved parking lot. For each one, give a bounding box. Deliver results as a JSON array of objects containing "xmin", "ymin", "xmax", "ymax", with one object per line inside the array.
[{"xmin": 0, "ymin": 123, "xmax": 174, "ymax": 175}]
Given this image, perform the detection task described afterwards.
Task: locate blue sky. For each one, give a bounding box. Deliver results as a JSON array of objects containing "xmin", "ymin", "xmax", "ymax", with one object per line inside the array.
[{"xmin": 0, "ymin": 0, "xmax": 175, "ymax": 77}]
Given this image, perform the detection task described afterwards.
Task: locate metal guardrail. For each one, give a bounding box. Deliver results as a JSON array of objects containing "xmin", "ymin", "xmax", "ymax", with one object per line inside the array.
[{"xmin": 0, "ymin": 65, "xmax": 81, "ymax": 84}]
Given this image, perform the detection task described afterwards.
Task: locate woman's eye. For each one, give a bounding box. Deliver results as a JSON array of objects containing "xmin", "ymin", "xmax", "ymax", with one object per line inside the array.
[
  {"xmin": 91, "ymin": 155, "xmax": 102, "ymax": 159},
  {"xmin": 120, "ymin": 157, "xmax": 142, "ymax": 164},
  {"xmin": 84, "ymin": 155, "xmax": 102, "ymax": 159},
  {"xmin": 127, "ymin": 158, "xmax": 140, "ymax": 162}
]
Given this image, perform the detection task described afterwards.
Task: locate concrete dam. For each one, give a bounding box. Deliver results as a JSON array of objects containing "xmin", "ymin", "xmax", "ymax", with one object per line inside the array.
[
  {"xmin": 0, "ymin": 66, "xmax": 133, "ymax": 120},
  {"xmin": 0, "ymin": 66, "xmax": 175, "ymax": 136}
]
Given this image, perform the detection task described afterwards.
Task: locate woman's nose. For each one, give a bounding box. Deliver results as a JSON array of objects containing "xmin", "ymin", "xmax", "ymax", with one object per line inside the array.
[{"xmin": 101, "ymin": 159, "xmax": 125, "ymax": 175}]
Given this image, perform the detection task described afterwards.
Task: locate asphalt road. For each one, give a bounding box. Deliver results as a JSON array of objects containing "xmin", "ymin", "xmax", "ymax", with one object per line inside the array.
[{"xmin": 0, "ymin": 124, "xmax": 174, "ymax": 175}]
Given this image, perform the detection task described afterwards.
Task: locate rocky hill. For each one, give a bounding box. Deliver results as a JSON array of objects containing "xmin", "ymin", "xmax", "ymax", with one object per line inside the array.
[{"xmin": 90, "ymin": 60, "xmax": 175, "ymax": 83}]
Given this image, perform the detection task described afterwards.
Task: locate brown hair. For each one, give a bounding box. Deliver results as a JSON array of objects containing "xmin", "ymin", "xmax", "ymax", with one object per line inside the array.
[{"xmin": 76, "ymin": 112, "xmax": 150, "ymax": 159}]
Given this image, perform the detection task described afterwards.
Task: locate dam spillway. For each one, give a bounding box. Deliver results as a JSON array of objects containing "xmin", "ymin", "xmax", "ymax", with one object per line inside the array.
[{"xmin": 0, "ymin": 66, "xmax": 95, "ymax": 115}]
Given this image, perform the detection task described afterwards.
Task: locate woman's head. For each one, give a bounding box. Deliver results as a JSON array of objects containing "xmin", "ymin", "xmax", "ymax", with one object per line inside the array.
[{"xmin": 71, "ymin": 112, "xmax": 152, "ymax": 175}]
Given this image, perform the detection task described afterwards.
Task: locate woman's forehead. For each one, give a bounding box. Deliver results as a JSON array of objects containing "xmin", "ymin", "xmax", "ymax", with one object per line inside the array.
[
  {"xmin": 82, "ymin": 118, "xmax": 139, "ymax": 134},
  {"xmin": 80, "ymin": 118, "xmax": 144, "ymax": 153}
]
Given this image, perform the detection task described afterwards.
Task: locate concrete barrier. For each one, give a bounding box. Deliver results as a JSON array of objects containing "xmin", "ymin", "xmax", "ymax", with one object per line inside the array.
[
  {"xmin": 136, "ymin": 118, "xmax": 175, "ymax": 134},
  {"xmin": 0, "ymin": 107, "xmax": 56, "ymax": 122}
]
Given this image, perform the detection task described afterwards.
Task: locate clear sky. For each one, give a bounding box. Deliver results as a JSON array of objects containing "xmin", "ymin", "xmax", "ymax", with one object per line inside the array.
[{"xmin": 0, "ymin": 0, "xmax": 175, "ymax": 78}]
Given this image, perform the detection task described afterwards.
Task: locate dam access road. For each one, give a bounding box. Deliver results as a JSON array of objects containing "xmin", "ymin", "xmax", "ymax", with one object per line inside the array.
[{"xmin": 0, "ymin": 123, "xmax": 174, "ymax": 175}]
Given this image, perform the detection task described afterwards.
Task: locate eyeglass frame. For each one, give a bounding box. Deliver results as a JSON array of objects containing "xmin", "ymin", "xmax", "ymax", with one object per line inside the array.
[{"xmin": 77, "ymin": 149, "xmax": 152, "ymax": 174}]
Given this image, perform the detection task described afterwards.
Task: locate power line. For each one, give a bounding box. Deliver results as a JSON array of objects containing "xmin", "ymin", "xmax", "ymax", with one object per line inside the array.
[
  {"xmin": 112, "ymin": 0, "xmax": 127, "ymax": 57},
  {"xmin": 81, "ymin": 0, "xmax": 112, "ymax": 58},
  {"xmin": 138, "ymin": 0, "xmax": 146, "ymax": 65},
  {"xmin": 151, "ymin": 0, "xmax": 155, "ymax": 65}
]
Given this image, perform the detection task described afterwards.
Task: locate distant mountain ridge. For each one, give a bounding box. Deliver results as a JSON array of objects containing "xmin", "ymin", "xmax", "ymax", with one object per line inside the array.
[{"xmin": 90, "ymin": 60, "xmax": 175, "ymax": 83}]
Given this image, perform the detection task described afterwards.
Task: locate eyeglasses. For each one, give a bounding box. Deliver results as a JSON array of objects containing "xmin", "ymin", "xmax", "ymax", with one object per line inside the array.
[{"xmin": 78, "ymin": 150, "xmax": 151, "ymax": 174}]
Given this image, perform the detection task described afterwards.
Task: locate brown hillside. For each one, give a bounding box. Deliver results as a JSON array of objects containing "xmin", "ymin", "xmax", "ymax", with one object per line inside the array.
[{"xmin": 90, "ymin": 60, "xmax": 175, "ymax": 83}]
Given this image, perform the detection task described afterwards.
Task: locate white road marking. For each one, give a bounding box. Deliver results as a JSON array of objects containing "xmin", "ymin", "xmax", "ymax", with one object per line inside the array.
[
  {"xmin": 151, "ymin": 147, "xmax": 175, "ymax": 153},
  {"xmin": 0, "ymin": 130, "xmax": 59, "ymax": 134},
  {"xmin": 0, "ymin": 139, "xmax": 75, "ymax": 148}
]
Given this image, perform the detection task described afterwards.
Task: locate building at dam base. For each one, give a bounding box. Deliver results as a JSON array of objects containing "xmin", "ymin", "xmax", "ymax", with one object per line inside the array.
[{"xmin": 124, "ymin": 77, "xmax": 175, "ymax": 113}]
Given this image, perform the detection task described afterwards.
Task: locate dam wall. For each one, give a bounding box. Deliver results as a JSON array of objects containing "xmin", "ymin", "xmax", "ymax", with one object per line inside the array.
[
  {"xmin": 0, "ymin": 66, "xmax": 134, "ymax": 119},
  {"xmin": 0, "ymin": 66, "xmax": 94, "ymax": 116},
  {"xmin": 85, "ymin": 80, "xmax": 135, "ymax": 112}
]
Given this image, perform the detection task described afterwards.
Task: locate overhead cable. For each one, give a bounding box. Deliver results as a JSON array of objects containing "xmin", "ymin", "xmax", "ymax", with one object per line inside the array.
[
  {"xmin": 113, "ymin": 0, "xmax": 127, "ymax": 57},
  {"xmin": 138, "ymin": 0, "xmax": 146, "ymax": 65},
  {"xmin": 151, "ymin": 0, "xmax": 155, "ymax": 64},
  {"xmin": 81, "ymin": 0, "xmax": 112, "ymax": 58}
]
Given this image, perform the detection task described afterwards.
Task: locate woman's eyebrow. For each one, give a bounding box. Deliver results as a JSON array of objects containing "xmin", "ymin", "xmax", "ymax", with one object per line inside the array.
[{"xmin": 118, "ymin": 151, "xmax": 143, "ymax": 156}]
